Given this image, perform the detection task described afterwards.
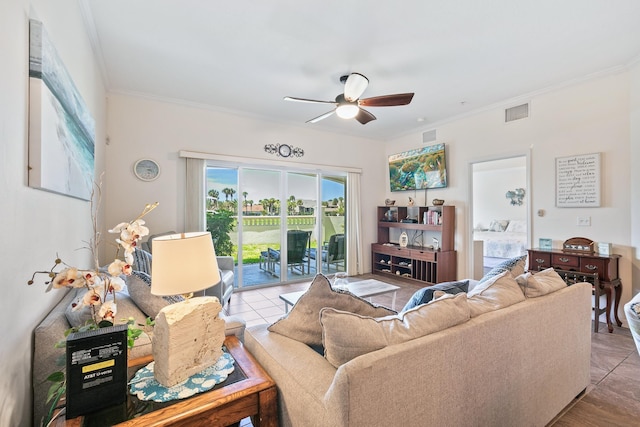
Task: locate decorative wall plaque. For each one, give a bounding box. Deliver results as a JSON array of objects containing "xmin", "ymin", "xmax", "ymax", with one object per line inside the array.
[{"xmin": 555, "ymin": 152, "xmax": 601, "ymax": 207}]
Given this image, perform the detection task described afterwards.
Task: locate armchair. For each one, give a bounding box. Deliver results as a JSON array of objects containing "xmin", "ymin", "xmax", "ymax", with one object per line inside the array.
[
  {"xmin": 260, "ymin": 230, "xmax": 312, "ymax": 276},
  {"xmin": 308, "ymin": 233, "xmax": 345, "ymax": 272},
  {"xmin": 141, "ymin": 232, "xmax": 235, "ymax": 307}
]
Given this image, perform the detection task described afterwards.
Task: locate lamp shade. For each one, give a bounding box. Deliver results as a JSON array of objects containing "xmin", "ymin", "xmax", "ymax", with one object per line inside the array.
[{"xmin": 150, "ymin": 232, "xmax": 221, "ymax": 296}]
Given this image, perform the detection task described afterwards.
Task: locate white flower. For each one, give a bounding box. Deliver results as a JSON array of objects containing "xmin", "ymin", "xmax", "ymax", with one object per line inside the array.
[
  {"xmin": 52, "ymin": 268, "xmax": 85, "ymax": 289},
  {"xmin": 108, "ymin": 259, "xmax": 132, "ymax": 277},
  {"xmin": 32, "ymin": 201, "xmax": 157, "ymax": 325},
  {"xmin": 106, "ymin": 276, "xmax": 125, "ymax": 293},
  {"xmin": 98, "ymin": 301, "xmax": 117, "ymax": 321}
]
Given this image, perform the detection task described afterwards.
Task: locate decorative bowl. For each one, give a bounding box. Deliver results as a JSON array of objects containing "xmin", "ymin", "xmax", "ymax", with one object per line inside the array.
[
  {"xmin": 384, "ymin": 199, "xmax": 396, "ymax": 206},
  {"xmin": 432, "ymin": 199, "xmax": 445, "ymax": 206}
]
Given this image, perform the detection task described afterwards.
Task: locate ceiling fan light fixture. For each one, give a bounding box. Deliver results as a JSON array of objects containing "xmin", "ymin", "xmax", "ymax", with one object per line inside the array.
[
  {"xmin": 336, "ymin": 104, "xmax": 359, "ymax": 119},
  {"xmin": 343, "ymin": 73, "xmax": 369, "ymax": 101}
]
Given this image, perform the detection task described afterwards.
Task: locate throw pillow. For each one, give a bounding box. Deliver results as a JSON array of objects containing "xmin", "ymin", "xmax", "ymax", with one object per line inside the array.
[
  {"xmin": 126, "ymin": 271, "xmax": 184, "ymax": 318},
  {"xmin": 478, "ymin": 254, "xmax": 527, "ymax": 284},
  {"xmin": 65, "ymin": 290, "xmax": 148, "ymax": 327},
  {"xmin": 321, "ymin": 293, "xmax": 470, "ymax": 367},
  {"xmin": 132, "ymin": 248, "xmax": 153, "ymax": 276},
  {"xmin": 467, "ymin": 270, "xmax": 525, "ymax": 317},
  {"xmin": 488, "ymin": 219, "xmax": 510, "ymax": 232},
  {"xmin": 401, "ymin": 280, "xmax": 469, "ymax": 312},
  {"xmin": 268, "ymin": 274, "xmax": 396, "ymax": 346},
  {"xmin": 515, "ymin": 268, "xmax": 567, "ymax": 298}
]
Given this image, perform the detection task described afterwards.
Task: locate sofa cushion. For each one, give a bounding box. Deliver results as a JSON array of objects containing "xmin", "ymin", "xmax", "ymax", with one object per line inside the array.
[
  {"xmin": 515, "ymin": 268, "xmax": 567, "ymax": 298},
  {"xmin": 268, "ymin": 274, "xmax": 396, "ymax": 346},
  {"xmin": 321, "ymin": 293, "xmax": 470, "ymax": 367},
  {"xmin": 467, "ymin": 270, "xmax": 525, "ymax": 317},
  {"xmin": 479, "ymin": 254, "xmax": 527, "ymax": 284},
  {"xmin": 65, "ymin": 290, "xmax": 148, "ymax": 327},
  {"xmin": 402, "ymin": 280, "xmax": 469, "ymax": 311},
  {"xmin": 126, "ymin": 270, "xmax": 184, "ymax": 318}
]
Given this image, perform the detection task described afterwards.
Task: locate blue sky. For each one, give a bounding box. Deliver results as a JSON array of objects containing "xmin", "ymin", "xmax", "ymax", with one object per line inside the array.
[{"xmin": 206, "ymin": 168, "xmax": 344, "ymax": 202}]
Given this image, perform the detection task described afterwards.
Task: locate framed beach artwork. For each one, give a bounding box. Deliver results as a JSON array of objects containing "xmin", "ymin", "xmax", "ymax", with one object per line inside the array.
[{"xmin": 28, "ymin": 19, "xmax": 95, "ymax": 200}]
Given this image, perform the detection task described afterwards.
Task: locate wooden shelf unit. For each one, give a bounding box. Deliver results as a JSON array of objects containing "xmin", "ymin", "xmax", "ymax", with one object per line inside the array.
[{"xmin": 372, "ymin": 205, "xmax": 456, "ymax": 285}]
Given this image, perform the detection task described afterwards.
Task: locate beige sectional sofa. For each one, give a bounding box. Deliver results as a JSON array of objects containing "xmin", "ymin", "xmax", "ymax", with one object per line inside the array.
[{"xmin": 245, "ymin": 278, "xmax": 592, "ymax": 427}]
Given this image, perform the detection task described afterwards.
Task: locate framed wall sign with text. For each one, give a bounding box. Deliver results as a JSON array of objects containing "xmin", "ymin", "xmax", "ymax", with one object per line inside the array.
[{"xmin": 555, "ymin": 152, "xmax": 601, "ymax": 208}]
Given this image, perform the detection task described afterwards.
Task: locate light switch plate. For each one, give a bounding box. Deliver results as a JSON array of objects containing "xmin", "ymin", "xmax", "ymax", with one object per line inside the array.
[{"xmin": 577, "ymin": 216, "xmax": 591, "ymax": 226}]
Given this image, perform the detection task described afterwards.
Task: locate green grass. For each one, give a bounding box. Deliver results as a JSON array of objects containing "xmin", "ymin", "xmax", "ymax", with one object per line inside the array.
[
  {"xmin": 241, "ymin": 244, "xmax": 278, "ymax": 264},
  {"xmin": 233, "ymin": 243, "xmax": 318, "ymax": 264}
]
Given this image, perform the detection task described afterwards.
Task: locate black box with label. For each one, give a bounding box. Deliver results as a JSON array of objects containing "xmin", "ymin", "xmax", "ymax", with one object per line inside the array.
[{"xmin": 66, "ymin": 323, "xmax": 128, "ymax": 419}]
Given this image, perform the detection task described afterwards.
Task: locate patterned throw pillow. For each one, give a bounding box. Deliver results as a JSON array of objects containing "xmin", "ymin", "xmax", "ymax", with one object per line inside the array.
[
  {"xmin": 132, "ymin": 248, "xmax": 153, "ymax": 275},
  {"xmin": 479, "ymin": 255, "xmax": 527, "ymax": 284},
  {"xmin": 268, "ymin": 274, "xmax": 396, "ymax": 346},
  {"xmin": 401, "ymin": 280, "xmax": 469, "ymax": 312},
  {"xmin": 127, "ymin": 271, "xmax": 184, "ymax": 318}
]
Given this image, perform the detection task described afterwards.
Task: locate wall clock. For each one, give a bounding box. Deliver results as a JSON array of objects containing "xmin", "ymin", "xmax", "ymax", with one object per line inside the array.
[
  {"xmin": 278, "ymin": 144, "xmax": 292, "ymax": 158},
  {"xmin": 264, "ymin": 143, "xmax": 304, "ymax": 158},
  {"xmin": 133, "ymin": 159, "xmax": 160, "ymax": 181}
]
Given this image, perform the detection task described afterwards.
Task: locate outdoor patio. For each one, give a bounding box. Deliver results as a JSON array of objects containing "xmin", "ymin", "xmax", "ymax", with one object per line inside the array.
[{"xmin": 234, "ymin": 260, "xmax": 343, "ymax": 289}]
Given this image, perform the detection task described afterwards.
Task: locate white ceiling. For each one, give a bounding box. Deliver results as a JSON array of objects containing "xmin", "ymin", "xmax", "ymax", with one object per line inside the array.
[{"xmin": 81, "ymin": 0, "xmax": 640, "ymax": 141}]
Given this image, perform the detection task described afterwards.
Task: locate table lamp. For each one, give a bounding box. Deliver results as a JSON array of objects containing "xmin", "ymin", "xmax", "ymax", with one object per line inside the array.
[{"xmin": 150, "ymin": 232, "xmax": 226, "ymax": 387}]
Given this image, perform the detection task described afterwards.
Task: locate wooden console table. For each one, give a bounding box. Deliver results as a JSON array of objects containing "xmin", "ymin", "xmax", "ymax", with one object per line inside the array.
[{"xmin": 528, "ymin": 248, "xmax": 622, "ymax": 333}]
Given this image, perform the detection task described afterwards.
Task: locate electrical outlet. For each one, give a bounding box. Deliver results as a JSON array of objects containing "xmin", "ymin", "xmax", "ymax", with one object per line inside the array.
[{"xmin": 577, "ymin": 216, "xmax": 591, "ymax": 226}]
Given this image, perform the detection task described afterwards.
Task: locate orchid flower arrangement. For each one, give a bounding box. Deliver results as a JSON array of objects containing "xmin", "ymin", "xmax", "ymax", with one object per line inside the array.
[{"xmin": 29, "ymin": 198, "xmax": 158, "ymax": 325}]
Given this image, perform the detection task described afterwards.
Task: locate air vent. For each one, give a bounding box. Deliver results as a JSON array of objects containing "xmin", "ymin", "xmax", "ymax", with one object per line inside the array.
[
  {"xmin": 505, "ymin": 103, "xmax": 529, "ymax": 122},
  {"xmin": 422, "ymin": 129, "xmax": 437, "ymax": 143}
]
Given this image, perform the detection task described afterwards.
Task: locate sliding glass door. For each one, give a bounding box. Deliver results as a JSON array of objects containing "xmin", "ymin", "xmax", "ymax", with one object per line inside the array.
[{"xmin": 206, "ymin": 164, "xmax": 346, "ymax": 288}]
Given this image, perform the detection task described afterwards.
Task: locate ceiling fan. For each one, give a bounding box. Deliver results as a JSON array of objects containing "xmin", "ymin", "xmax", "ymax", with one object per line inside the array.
[{"xmin": 284, "ymin": 73, "xmax": 414, "ymax": 125}]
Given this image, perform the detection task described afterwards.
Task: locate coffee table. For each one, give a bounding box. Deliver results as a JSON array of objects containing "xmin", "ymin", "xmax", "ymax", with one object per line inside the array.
[
  {"xmin": 279, "ymin": 279, "xmax": 400, "ymax": 312},
  {"xmin": 55, "ymin": 335, "xmax": 277, "ymax": 427}
]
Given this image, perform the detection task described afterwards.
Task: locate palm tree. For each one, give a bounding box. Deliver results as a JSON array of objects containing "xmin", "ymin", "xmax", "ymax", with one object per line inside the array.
[
  {"xmin": 207, "ymin": 189, "xmax": 219, "ymax": 210},
  {"xmin": 242, "ymin": 191, "xmax": 248, "ymax": 214}
]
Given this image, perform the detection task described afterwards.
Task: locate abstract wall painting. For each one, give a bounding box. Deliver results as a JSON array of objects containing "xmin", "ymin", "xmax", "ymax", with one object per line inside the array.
[{"xmin": 28, "ymin": 19, "xmax": 95, "ymax": 201}]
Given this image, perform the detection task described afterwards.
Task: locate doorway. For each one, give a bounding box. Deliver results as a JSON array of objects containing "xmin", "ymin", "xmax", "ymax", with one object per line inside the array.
[
  {"xmin": 206, "ymin": 165, "xmax": 346, "ymax": 288},
  {"xmin": 469, "ymin": 155, "xmax": 529, "ymax": 279}
]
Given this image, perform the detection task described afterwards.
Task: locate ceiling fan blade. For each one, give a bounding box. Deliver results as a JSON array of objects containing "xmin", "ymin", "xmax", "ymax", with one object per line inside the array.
[
  {"xmin": 355, "ymin": 108, "xmax": 376, "ymax": 125},
  {"xmin": 307, "ymin": 110, "xmax": 336, "ymax": 123},
  {"xmin": 359, "ymin": 93, "xmax": 414, "ymax": 107},
  {"xmin": 284, "ymin": 96, "xmax": 335, "ymax": 104},
  {"xmin": 344, "ymin": 73, "xmax": 369, "ymax": 102}
]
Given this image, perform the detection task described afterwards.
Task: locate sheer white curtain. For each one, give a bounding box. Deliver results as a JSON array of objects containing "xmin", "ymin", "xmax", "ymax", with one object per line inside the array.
[
  {"xmin": 185, "ymin": 157, "xmax": 206, "ymax": 232},
  {"xmin": 346, "ymin": 171, "xmax": 363, "ymax": 275}
]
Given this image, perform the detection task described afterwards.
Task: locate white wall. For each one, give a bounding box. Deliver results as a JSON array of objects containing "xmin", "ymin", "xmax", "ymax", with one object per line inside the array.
[
  {"xmin": 103, "ymin": 94, "xmax": 385, "ymax": 266},
  {"xmin": 0, "ymin": 1, "xmax": 106, "ymax": 425},
  {"xmin": 386, "ymin": 72, "xmax": 634, "ymax": 318},
  {"xmin": 630, "ymin": 60, "xmax": 640, "ymax": 297}
]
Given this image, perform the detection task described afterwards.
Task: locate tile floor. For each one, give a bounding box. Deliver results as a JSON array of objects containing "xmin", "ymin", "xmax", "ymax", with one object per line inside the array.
[{"xmin": 227, "ymin": 274, "xmax": 640, "ymax": 427}]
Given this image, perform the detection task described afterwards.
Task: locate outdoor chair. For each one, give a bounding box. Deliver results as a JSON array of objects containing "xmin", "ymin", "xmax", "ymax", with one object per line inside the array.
[
  {"xmin": 308, "ymin": 233, "xmax": 345, "ymax": 273},
  {"xmin": 260, "ymin": 230, "xmax": 312, "ymax": 276}
]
